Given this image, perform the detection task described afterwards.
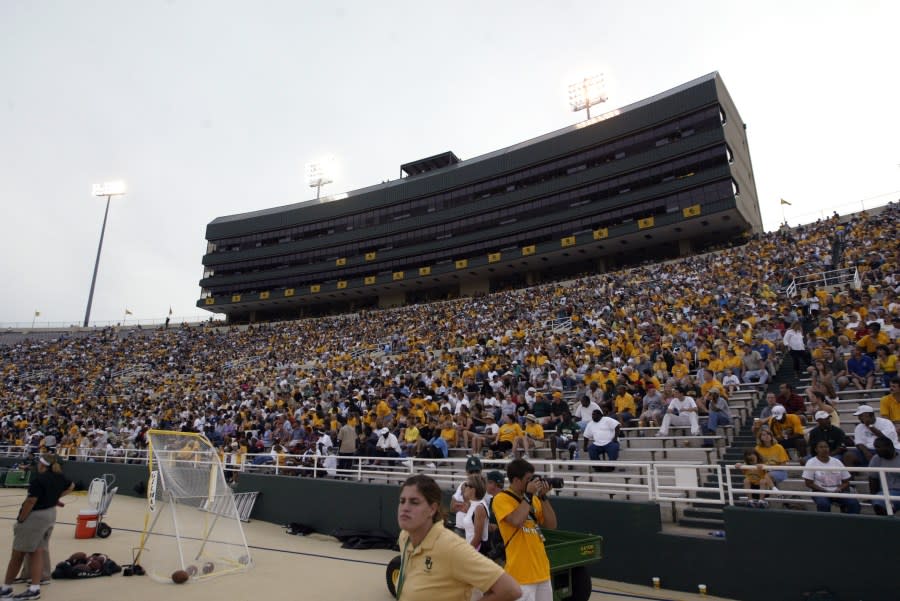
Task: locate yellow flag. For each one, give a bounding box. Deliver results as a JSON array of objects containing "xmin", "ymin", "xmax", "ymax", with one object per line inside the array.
[
  {"xmin": 780, "ymin": 198, "xmax": 791, "ymax": 206},
  {"xmin": 125, "ymin": 309, "xmax": 133, "ymax": 315},
  {"xmin": 34, "ymin": 310, "xmax": 40, "ymax": 317}
]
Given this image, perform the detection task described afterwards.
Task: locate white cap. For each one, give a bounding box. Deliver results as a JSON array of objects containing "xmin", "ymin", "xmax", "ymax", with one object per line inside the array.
[
  {"xmin": 771, "ymin": 405, "xmax": 786, "ymax": 417},
  {"xmin": 814, "ymin": 411, "xmax": 831, "ymax": 421},
  {"xmin": 853, "ymin": 405, "xmax": 875, "ymax": 416}
]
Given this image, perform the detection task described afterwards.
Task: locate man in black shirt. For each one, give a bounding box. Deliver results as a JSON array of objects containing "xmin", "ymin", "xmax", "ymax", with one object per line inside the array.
[{"xmin": 806, "ymin": 411, "xmax": 849, "ymax": 460}]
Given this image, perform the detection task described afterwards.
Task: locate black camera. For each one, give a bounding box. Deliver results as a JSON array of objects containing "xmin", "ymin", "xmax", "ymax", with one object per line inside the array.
[{"xmin": 534, "ymin": 475, "xmax": 564, "ymax": 490}]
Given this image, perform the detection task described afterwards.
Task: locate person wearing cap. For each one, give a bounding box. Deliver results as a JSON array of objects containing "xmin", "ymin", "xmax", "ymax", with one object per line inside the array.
[
  {"xmin": 867, "ymin": 436, "xmax": 900, "ymax": 515},
  {"xmin": 802, "ymin": 440, "xmax": 861, "ymax": 514},
  {"xmin": 807, "ymin": 411, "xmax": 850, "ymax": 460},
  {"xmin": 0, "ymin": 453, "xmax": 74, "ymax": 601},
  {"xmin": 756, "ymin": 405, "xmax": 807, "ymax": 458},
  {"xmin": 515, "ymin": 415, "xmax": 545, "ymax": 459},
  {"xmin": 450, "ymin": 456, "xmax": 484, "ymax": 537},
  {"xmin": 845, "ymin": 405, "xmax": 900, "ymax": 467}
]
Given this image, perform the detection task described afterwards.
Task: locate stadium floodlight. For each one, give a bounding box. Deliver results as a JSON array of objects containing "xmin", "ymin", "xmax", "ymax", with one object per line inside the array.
[
  {"xmin": 83, "ymin": 180, "xmax": 127, "ymax": 328},
  {"xmin": 306, "ymin": 156, "xmax": 336, "ymax": 200},
  {"xmin": 568, "ymin": 74, "xmax": 608, "ymax": 120}
]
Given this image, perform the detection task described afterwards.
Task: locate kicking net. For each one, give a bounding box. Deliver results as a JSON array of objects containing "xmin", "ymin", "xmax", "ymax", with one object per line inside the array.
[{"xmin": 136, "ymin": 430, "xmax": 252, "ymax": 582}]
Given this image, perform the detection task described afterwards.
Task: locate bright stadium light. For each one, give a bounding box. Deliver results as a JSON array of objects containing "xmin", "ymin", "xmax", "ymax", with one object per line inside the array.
[
  {"xmin": 306, "ymin": 156, "xmax": 336, "ymax": 200},
  {"xmin": 568, "ymin": 73, "xmax": 608, "ymax": 120},
  {"xmin": 83, "ymin": 180, "xmax": 127, "ymax": 327}
]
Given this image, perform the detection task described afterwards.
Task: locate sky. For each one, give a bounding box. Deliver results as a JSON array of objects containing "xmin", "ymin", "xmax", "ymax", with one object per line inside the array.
[{"xmin": 1, "ymin": 0, "xmax": 898, "ymax": 327}]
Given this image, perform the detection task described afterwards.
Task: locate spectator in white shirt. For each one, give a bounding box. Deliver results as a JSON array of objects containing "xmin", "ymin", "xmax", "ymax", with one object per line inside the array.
[
  {"xmin": 582, "ymin": 410, "xmax": 620, "ymax": 470},
  {"xmin": 846, "ymin": 405, "xmax": 900, "ymax": 467},
  {"xmin": 573, "ymin": 396, "xmax": 602, "ymax": 431},
  {"xmin": 656, "ymin": 387, "xmax": 701, "ymax": 436}
]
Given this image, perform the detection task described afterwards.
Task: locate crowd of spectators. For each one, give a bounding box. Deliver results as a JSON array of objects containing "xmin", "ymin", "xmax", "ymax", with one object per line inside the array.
[{"xmin": 1, "ymin": 205, "xmax": 897, "ymax": 490}]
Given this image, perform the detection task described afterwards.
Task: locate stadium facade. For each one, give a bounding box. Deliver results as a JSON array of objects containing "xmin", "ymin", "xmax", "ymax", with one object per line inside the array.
[{"xmin": 198, "ymin": 72, "xmax": 761, "ymax": 322}]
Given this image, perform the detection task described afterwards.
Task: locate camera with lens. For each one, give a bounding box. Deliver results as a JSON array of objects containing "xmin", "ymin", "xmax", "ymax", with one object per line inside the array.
[{"xmin": 533, "ymin": 475, "xmax": 564, "ymax": 490}]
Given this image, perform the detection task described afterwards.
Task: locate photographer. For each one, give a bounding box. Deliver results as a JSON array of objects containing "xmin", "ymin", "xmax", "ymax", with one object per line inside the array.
[{"xmin": 492, "ymin": 458, "xmax": 557, "ymax": 601}]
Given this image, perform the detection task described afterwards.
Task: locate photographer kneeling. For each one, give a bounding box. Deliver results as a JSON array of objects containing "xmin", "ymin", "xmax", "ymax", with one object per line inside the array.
[{"xmin": 492, "ymin": 458, "xmax": 558, "ymax": 601}]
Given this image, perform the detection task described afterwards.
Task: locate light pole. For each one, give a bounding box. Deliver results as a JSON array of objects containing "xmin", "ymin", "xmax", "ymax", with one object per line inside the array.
[
  {"xmin": 83, "ymin": 181, "xmax": 126, "ymax": 327},
  {"xmin": 568, "ymin": 73, "xmax": 608, "ymax": 120},
  {"xmin": 306, "ymin": 156, "xmax": 335, "ymax": 200}
]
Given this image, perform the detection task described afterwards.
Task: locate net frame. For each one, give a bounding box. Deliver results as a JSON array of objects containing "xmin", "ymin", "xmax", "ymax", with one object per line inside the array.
[{"xmin": 135, "ymin": 430, "xmax": 252, "ymax": 582}]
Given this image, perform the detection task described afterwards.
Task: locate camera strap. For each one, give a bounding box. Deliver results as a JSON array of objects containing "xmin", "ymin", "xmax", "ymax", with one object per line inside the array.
[{"xmin": 492, "ymin": 489, "xmax": 540, "ymax": 550}]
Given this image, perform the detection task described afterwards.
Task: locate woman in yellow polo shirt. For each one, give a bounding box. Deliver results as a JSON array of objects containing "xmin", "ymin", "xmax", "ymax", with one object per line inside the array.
[{"xmin": 395, "ymin": 475, "xmax": 520, "ymax": 601}]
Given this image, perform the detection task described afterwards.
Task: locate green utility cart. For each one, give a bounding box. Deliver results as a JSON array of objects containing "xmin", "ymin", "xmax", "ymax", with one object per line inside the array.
[{"xmin": 385, "ymin": 528, "xmax": 603, "ymax": 601}]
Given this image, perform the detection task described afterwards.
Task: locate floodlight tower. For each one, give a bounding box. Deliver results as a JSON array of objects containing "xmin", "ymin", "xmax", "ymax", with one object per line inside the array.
[
  {"xmin": 568, "ymin": 74, "xmax": 608, "ymax": 120},
  {"xmin": 306, "ymin": 156, "xmax": 336, "ymax": 200},
  {"xmin": 83, "ymin": 181, "xmax": 127, "ymax": 327}
]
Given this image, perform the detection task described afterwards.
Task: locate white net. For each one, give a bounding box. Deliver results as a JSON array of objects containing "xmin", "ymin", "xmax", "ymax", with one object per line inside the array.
[{"xmin": 137, "ymin": 431, "xmax": 252, "ymax": 583}]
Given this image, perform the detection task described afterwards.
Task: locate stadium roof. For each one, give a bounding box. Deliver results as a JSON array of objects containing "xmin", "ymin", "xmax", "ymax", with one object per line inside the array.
[{"xmin": 209, "ymin": 71, "xmax": 721, "ymax": 227}]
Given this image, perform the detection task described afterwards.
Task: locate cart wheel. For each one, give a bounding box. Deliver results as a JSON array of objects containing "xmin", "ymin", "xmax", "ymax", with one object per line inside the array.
[
  {"xmin": 96, "ymin": 522, "xmax": 112, "ymax": 539},
  {"xmin": 564, "ymin": 566, "xmax": 592, "ymax": 601},
  {"xmin": 385, "ymin": 554, "xmax": 401, "ymax": 597}
]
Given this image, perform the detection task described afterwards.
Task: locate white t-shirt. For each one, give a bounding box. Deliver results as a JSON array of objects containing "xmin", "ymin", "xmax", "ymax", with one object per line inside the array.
[
  {"xmin": 668, "ymin": 396, "xmax": 698, "ymax": 413},
  {"xmin": 854, "ymin": 417, "xmax": 900, "ymax": 450},
  {"xmin": 802, "ymin": 456, "xmax": 850, "ymax": 492},
  {"xmin": 574, "ymin": 401, "xmax": 602, "ymax": 422},
  {"xmin": 583, "ymin": 416, "xmax": 619, "ymax": 446}
]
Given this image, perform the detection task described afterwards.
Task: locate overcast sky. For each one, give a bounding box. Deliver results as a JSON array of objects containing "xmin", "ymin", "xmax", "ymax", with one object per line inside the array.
[{"xmin": 2, "ymin": 0, "xmax": 897, "ymax": 326}]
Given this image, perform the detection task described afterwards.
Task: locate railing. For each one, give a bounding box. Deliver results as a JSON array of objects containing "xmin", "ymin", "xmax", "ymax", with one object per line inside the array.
[
  {"xmin": 785, "ymin": 266, "xmax": 860, "ymax": 297},
  {"xmin": 0, "ymin": 315, "xmax": 226, "ymax": 330},
  {"xmin": 5, "ymin": 445, "xmax": 896, "ymax": 514}
]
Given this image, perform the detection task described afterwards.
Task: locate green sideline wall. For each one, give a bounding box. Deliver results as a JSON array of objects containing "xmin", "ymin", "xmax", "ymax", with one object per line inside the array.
[{"xmin": 5, "ymin": 460, "xmax": 895, "ymax": 600}]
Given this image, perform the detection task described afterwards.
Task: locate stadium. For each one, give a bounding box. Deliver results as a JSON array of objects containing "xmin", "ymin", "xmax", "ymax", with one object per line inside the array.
[
  {"xmin": 198, "ymin": 72, "xmax": 761, "ymax": 323},
  {"xmin": 2, "ymin": 74, "xmax": 899, "ymax": 601}
]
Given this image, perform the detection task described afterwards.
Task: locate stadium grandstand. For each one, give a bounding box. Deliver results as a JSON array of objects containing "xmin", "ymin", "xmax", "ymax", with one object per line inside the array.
[
  {"xmin": 1, "ymin": 83, "xmax": 898, "ymax": 600},
  {"xmin": 198, "ymin": 72, "xmax": 761, "ymax": 322}
]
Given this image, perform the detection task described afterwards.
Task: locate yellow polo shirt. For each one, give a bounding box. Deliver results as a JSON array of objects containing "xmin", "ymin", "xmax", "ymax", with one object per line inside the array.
[
  {"xmin": 397, "ymin": 522, "xmax": 503, "ymax": 601},
  {"xmin": 880, "ymin": 394, "xmax": 900, "ymax": 422}
]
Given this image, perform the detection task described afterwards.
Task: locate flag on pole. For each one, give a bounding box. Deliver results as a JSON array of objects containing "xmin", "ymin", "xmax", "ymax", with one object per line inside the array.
[
  {"xmin": 34, "ymin": 310, "xmax": 40, "ymax": 317},
  {"xmin": 125, "ymin": 309, "xmax": 133, "ymax": 315},
  {"xmin": 780, "ymin": 198, "xmax": 792, "ymax": 206},
  {"xmin": 168, "ymin": 306, "xmax": 173, "ymax": 316}
]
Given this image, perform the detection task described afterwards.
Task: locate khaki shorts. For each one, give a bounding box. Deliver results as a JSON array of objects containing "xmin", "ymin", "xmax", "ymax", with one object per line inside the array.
[{"xmin": 13, "ymin": 507, "xmax": 56, "ymax": 553}]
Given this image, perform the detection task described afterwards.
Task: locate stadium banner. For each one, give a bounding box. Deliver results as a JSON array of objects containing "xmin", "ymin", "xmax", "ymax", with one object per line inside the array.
[
  {"xmin": 310, "ymin": 284, "xmax": 320, "ymax": 293},
  {"xmin": 638, "ymin": 216, "xmax": 655, "ymax": 229},
  {"xmin": 593, "ymin": 228, "xmax": 609, "ymax": 240},
  {"xmin": 365, "ymin": 251, "xmax": 377, "ymax": 261},
  {"xmin": 284, "ymin": 288, "xmax": 295, "ymax": 297},
  {"xmin": 683, "ymin": 204, "xmax": 702, "ymax": 217},
  {"xmin": 204, "ymin": 297, "xmax": 215, "ymax": 305},
  {"xmin": 259, "ymin": 291, "xmax": 270, "ymax": 300},
  {"xmin": 393, "ymin": 271, "xmax": 404, "ymax": 281},
  {"xmin": 337, "ymin": 280, "xmax": 347, "ymax": 289},
  {"xmin": 488, "ymin": 252, "xmax": 501, "ymax": 263},
  {"xmin": 521, "ymin": 245, "xmax": 536, "ymax": 256},
  {"xmin": 336, "ymin": 257, "xmax": 347, "ymax": 266},
  {"xmin": 455, "ymin": 259, "xmax": 468, "ymax": 269},
  {"xmin": 231, "ymin": 294, "xmax": 241, "ymax": 302},
  {"xmin": 418, "ymin": 266, "xmax": 431, "ymax": 276},
  {"xmin": 561, "ymin": 235, "xmax": 576, "ymax": 248},
  {"xmin": 364, "ymin": 276, "xmax": 376, "ymax": 285}
]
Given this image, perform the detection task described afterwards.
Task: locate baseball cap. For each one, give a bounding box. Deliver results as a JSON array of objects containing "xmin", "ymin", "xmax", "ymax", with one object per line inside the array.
[
  {"xmin": 771, "ymin": 405, "xmax": 786, "ymax": 417},
  {"xmin": 525, "ymin": 414, "xmax": 537, "ymax": 422},
  {"xmin": 814, "ymin": 411, "xmax": 831, "ymax": 421},
  {"xmin": 465, "ymin": 456, "xmax": 483, "ymax": 473},
  {"xmin": 853, "ymin": 405, "xmax": 875, "ymax": 416},
  {"xmin": 486, "ymin": 470, "xmax": 505, "ymax": 485}
]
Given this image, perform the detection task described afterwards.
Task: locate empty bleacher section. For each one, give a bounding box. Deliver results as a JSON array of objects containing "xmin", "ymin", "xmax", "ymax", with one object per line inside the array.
[{"xmin": 1, "ymin": 204, "xmax": 898, "ymax": 528}]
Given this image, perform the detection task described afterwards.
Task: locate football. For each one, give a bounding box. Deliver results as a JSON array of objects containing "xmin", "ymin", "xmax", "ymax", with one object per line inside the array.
[
  {"xmin": 201, "ymin": 561, "xmax": 214, "ymax": 574},
  {"xmin": 171, "ymin": 569, "xmax": 189, "ymax": 584},
  {"xmin": 68, "ymin": 552, "xmax": 87, "ymax": 564}
]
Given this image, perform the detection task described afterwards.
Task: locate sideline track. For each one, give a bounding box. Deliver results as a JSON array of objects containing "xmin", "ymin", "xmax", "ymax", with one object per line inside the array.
[{"xmin": 0, "ymin": 491, "xmax": 734, "ymax": 601}]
